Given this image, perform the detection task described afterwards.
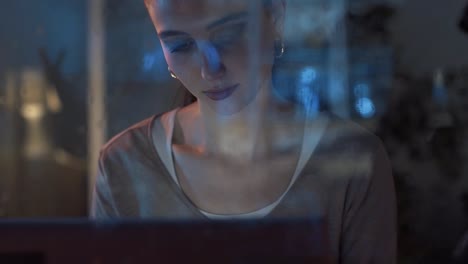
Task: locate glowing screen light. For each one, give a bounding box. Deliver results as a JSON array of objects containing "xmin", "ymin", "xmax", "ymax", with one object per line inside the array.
[{"xmin": 355, "ymin": 97, "xmax": 376, "ymax": 118}]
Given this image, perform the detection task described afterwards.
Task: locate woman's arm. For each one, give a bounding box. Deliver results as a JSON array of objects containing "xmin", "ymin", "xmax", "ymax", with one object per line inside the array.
[
  {"xmin": 90, "ymin": 153, "xmax": 120, "ymax": 218},
  {"xmin": 341, "ymin": 140, "xmax": 397, "ymax": 264}
]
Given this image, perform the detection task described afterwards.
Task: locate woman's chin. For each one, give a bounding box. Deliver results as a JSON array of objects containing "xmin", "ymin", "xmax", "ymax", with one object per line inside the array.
[{"xmin": 200, "ymin": 84, "xmax": 264, "ymax": 117}]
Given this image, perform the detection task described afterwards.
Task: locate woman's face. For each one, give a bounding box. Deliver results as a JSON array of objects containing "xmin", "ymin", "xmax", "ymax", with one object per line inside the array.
[{"xmin": 146, "ymin": 0, "xmax": 282, "ymax": 115}]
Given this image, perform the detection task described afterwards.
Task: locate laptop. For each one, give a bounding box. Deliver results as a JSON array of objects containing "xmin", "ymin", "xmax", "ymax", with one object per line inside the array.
[{"xmin": 0, "ymin": 218, "xmax": 330, "ymax": 264}]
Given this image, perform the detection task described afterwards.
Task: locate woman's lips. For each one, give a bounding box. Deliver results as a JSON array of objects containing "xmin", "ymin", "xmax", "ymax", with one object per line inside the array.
[{"xmin": 202, "ymin": 84, "xmax": 239, "ymax": 101}]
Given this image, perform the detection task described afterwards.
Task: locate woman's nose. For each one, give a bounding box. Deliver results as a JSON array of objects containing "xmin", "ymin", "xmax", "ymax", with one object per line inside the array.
[{"xmin": 198, "ymin": 41, "xmax": 226, "ymax": 81}]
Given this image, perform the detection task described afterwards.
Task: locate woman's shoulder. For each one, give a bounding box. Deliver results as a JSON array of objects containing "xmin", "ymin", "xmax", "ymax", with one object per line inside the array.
[
  {"xmin": 319, "ymin": 112, "xmax": 383, "ymax": 152},
  {"xmin": 102, "ymin": 116, "xmax": 155, "ymax": 157},
  {"xmin": 309, "ymin": 112, "xmax": 390, "ymax": 181},
  {"xmin": 100, "ymin": 109, "xmax": 177, "ymax": 165}
]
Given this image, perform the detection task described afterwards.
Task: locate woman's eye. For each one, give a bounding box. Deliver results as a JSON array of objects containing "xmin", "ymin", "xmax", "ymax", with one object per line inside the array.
[
  {"xmin": 211, "ymin": 23, "xmax": 246, "ymax": 49},
  {"xmin": 169, "ymin": 39, "xmax": 195, "ymax": 53}
]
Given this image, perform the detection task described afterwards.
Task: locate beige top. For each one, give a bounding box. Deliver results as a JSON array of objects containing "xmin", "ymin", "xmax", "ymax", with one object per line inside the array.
[
  {"xmin": 154, "ymin": 108, "xmax": 328, "ymax": 219},
  {"xmin": 91, "ymin": 110, "xmax": 397, "ymax": 264}
]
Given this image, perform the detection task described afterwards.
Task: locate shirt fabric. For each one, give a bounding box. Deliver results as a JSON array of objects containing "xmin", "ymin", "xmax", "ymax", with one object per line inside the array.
[
  {"xmin": 91, "ymin": 109, "xmax": 397, "ymax": 264},
  {"xmin": 155, "ymin": 108, "xmax": 327, "ymax": 219}
]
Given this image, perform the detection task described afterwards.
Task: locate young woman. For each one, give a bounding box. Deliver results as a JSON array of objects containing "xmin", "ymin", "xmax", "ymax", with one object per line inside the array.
[{"xmin": 92, "ymin": 0, "xmax": 397, "ymax": 263}]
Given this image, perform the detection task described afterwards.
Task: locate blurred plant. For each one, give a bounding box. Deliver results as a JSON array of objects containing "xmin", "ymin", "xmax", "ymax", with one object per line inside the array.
[
  {"xmin": 38, "ymin": 48, "xmax": 87, "ymax": 158},
  {"xmin": 377, "ymin": 73, "xmax": 432, "ymax": 158},
  {"xmin": 459, "ymin": 3, "xmax": 468, "ymax": 34},
  {"xmin": 377, "ymin": 68, "xmax": 468, "ymax": 261},
  {"xmin": 462, "ymin": 191, "xmax": 468, "ymax": 217},
  {"xmin": 347, "ymin": 4, "xmax": 396, "ymax": 44}
]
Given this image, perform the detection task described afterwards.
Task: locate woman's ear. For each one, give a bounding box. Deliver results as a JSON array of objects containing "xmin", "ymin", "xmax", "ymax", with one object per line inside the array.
[{"xmin": 270, "ymin": 0, "xmax": 286, "ymax": 35}]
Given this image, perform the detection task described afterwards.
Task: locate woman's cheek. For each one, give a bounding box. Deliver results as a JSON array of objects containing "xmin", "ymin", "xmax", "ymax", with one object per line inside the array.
[
  {"xmin": 224, "ymin": 41, "xmax": 250, "ymax": 66},
  {"xmin": 167, "ymin": 54, "xmax": 194, "ymax": 76}
]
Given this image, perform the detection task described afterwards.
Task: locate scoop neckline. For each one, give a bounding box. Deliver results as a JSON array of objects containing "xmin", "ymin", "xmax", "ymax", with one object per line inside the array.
[{"xmin": 148, "ymin": 107, "xmax": 329, "ymax": 219}]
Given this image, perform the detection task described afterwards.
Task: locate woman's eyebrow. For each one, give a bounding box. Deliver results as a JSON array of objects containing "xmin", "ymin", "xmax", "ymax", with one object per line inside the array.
[
  {"xmin": 158, "ymin": 30, "xmax": 189, "ymax": 40},
  {"xmin": 206, "ymin": 11, "xmax": 248, "ymax": 30}
]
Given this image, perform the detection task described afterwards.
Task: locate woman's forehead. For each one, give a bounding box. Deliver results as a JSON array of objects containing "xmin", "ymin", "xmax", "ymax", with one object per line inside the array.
[
  {"xmin": 150, "ymin": 0, "xmax": 251, "ymax": 30},
  {"xmin": 153, "ymin": 0, "xmax": 249, "ymax": 15}
]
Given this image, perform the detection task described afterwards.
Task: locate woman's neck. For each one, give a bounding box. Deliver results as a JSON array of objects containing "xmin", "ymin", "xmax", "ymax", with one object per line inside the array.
[{"xmin": 196, "ymin": 80, "xmax": 273, "ymax": 162}]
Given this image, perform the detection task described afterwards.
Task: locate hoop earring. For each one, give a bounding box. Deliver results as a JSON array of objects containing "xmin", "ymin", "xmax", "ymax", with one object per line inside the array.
[
  {"xmin": 275, "ymin": 38, "xmax": 285, "ymax": 58},
  {"xmin": 168, "ymin": 67, "xmax": 178, "ymax": 79}
]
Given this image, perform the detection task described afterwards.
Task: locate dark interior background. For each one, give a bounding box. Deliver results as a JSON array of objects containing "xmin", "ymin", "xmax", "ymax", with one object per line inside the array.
[{"xmin": 1, "ymin": 0, "xmax": 467, "ymax": 262}]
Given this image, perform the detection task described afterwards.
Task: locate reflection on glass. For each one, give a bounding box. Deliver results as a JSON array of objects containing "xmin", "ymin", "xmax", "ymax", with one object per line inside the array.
[
  {"xmin": 91, "ymin": 1, "xmax": 397, "ymax": 263},
  {"xmin": 1, "ymin": 0, "xmax": 467, "ymax": 262}
]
